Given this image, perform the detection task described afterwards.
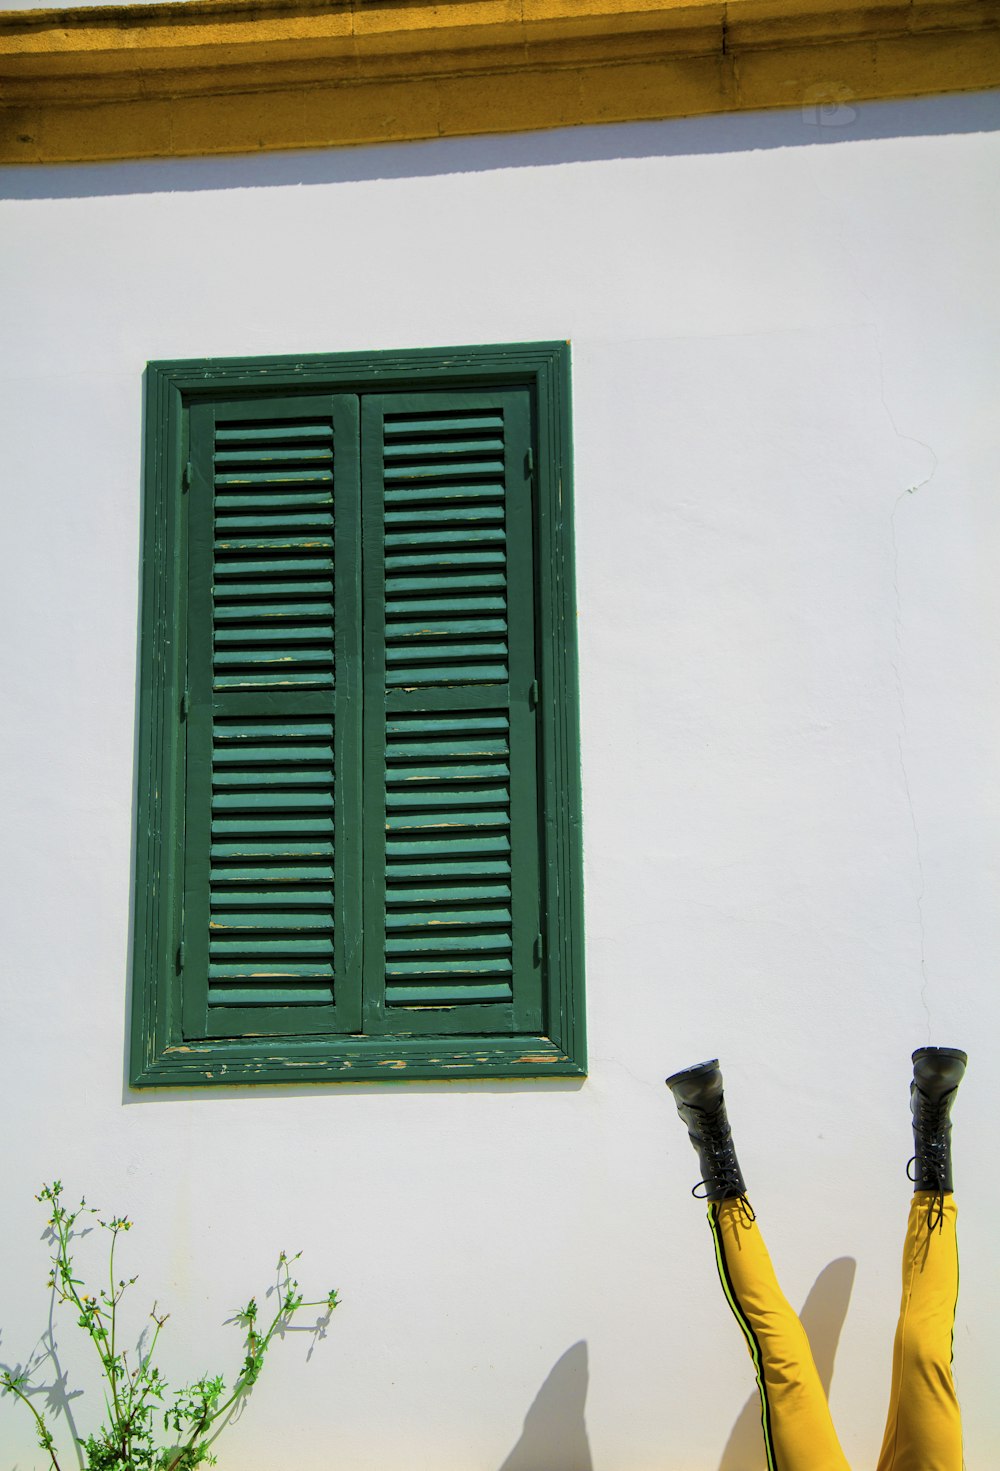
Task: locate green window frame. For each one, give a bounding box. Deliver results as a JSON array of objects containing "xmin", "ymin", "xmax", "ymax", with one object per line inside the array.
[{"xmin": 130, "ymin": 343, "xmax": 584, "ymax": 1085}]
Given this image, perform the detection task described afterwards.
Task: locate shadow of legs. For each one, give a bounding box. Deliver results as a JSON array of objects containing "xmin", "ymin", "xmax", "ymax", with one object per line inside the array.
[{"xmin": 498, "ymin": 1340, "xmax": 594, "ymax": 1471}]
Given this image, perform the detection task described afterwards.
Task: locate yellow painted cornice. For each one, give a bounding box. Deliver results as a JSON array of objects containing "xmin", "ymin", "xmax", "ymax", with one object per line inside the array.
[{"xmin": 1, "ymin": 0, "xmax": 998, "ymax": 164}]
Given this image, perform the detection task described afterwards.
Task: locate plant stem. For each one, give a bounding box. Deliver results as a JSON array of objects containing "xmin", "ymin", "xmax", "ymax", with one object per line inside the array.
[
  {"xmin": 107, "ymin": 1225, "xmax": 126, "ymax": 1435},
  {"xmin": 3, "ymin": 1377, "xmax": 64, "ymax": 1471},
  {"xmin": 108, "ymin": 1227, "xmax": 118, "ymax": 1371},
  {"xmin": 51, "ymin": 1210, "xmax": 113, "ymax": 1397},
  {"xmin": 164, "ymin": 1290, "xmax": 325, "ymax": 1471},
  {"xmin": 122, "ymin": 1311, "xmax": 163, "ymax": 1439}
]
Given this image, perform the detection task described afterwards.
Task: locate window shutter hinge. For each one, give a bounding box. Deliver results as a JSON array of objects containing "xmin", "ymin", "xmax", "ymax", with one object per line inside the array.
[
  {"xmin": 180, "ymin": 685, "xmax": 189, "ymax": 720},
  {"xmin": 528, "ymin": 679, "xmax": 539, "ymax": 709},
  {"xmin": 525, "ymin": 446, "xmax": 534, "ymax": 477},
  {"xmin": 534, "ymin": 933, "xmax": 544, "ymax": 965},
  {"xmin": 182, "ymin": 462, "xmax": 192, "ymax": 492},
  {"xmin": 175, "ymin": 938, "xmax": 185, "ymax": 971}
]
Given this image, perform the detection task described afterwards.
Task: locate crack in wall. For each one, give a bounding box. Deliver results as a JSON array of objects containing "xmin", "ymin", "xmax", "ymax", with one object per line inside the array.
[
  {"xmin": 878, "ymin": 320, "xmax": 937, "ymax": 1043},
  {"xmin": 816, "ymin": 175, "xmax": 940, "ymax": 1038}
]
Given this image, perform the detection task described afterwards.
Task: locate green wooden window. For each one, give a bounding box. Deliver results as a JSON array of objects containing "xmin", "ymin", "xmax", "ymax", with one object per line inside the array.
[{"xmin": 131, "ymin": 344, "xmax": 584, "ymax": 1085}]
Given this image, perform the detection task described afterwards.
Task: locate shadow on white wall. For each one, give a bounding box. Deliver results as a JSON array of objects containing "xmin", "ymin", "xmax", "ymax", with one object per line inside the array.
[{"xmin": 498, "ymin": 1340, "xmax": 593, "ymax": 1471}]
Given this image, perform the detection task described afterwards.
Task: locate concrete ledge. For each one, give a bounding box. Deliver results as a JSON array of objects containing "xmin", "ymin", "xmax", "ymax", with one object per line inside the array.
[{"xmin": 1, "ymin": 0, "xmax": 998, "ymax": 164}]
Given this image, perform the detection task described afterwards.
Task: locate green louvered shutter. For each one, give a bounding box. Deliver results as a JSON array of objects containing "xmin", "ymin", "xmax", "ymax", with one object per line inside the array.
[
  {"xmin": 360, "ymin": 390, "xmax": 543, "ymax": 1037},
  {"xmin": 181, "ymin": 394, "xmax": 362, "ymax": 1039}
]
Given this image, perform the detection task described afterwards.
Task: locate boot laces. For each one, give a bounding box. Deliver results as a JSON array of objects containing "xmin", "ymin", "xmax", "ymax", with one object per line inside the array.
[
  {"xmin": 909, "ymin": 1092, "xmax": 951, "ymax": 1231},
  {"xmin": 689, "ymin": 1112, "xmax": 754, "ymax": 1219},
  {"xmin": 691, "ymin": 1176, "xmax": 755, "ymax": 1221}
]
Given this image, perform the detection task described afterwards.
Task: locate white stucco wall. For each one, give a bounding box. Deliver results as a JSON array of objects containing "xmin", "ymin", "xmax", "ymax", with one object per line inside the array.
[{"xmin": 1, "ymin": 92, "xmax": 999, "ymax": 1470}]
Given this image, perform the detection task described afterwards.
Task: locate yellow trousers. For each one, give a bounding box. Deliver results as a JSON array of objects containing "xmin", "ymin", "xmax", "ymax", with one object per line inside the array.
[{"xmin": 708, "ymin": 1195, "xmax": 962, "ymax": 1471}]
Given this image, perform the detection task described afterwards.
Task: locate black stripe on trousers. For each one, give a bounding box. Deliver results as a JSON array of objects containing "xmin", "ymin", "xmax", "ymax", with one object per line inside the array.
[{"xmin": 709, "ymin": 1202, "xmax": 778, "ymax": 1471}]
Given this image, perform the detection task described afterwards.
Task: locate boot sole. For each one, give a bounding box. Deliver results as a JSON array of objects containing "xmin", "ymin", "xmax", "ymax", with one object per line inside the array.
[
  {"xmin": 665, "ymin": 1058, "xmax": 720, "ymax": 1089},
  {"xmin": 912, "ymin": 1046, "xmax": 967, "ymax": 1065}
]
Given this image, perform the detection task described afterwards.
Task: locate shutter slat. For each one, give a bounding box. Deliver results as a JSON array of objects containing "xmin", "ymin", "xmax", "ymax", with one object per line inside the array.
[
  {"xmin": 214, "ymin": 719, "xmax": 333, "ymax": 737},
  {"xmin": 213, "ymin": 791, "xmax": 335, "ymax": 811},
  {"xmin": 210, "ymin": 936, "xmax": 334, "ymax": 955},
  {"xmin": 385, "ymin": 833, "xmax": 511, "ymax": 854},
  {"xmin": 215, "ymin": 470, "xmax": 333, "ymax": 486},
  {"xmin": 387, "ymin": 908, "xmax": 512, "ymax": 928},
  {"xmin": 215, "ymin": 447, "xmax": 334, "ymax": 464},
  {"xmin": 211, "ymin": 910, "xmax": 334, "ymax": 930},
  {"xmin": 214, "ymin": 557, "xmax": 335, "ymax": 577},
  {"xmin": 215, "ymin": 674, "xmax": 335, "ymax": 690},
  {"xmin": 213, "ymin": 743, "xmax": 332, "ymax": 764},
  {"xmin": 213, "ymin": 889, "xmax": 333, "ymax": 907},
  {"xmin": 215, "ymin": 423, "xmax": 333, "ymax": 442},
  {"xmin": 215, "ymin": 536, "xmax": 335, "ymax": 553},
  {"xmin": 384, "ymin": 461, "xmax": 504, "ymax": 482},
  {"xmin": 215, "ymin": 770, "xmax": 334, "ymax": 788},
  {"xmin": 386, "ymin": 786, "xmax": 509, "ymax": 809},
  {"xmin": 386, "ymin": 811, "xmax": 508, "ymax": 832},
  {"xmin": 386, "ymin": 664, "xmax": 507, "ymax": 686},
  {"xmin": 208, "ymin": 964, "xmax": 335, "ymax": 978},
  {"xmin": 383, "ymin": 414, "xmax": 503, "ymax": 436},
  {"xmin": 208, "ymin": 986, "xmax": 335, "ymax": 1006},
  {"xmin": 386, "ymin": 934, "xmax": 512, "ymax": 954},
  {"xmin": 386, "ymin": 641, "xmax": 507, "ymax": 664},
  {"xmin": 387, "ymin": 736, "xmax": 507, "ymax": 756},
  {"xmin": 216, "ymin": 493, "xmax": 334, "ymax": 510},
  {"xmin": 217, "ymin": 514, "xmax": 334, "ymax": 533},
  {"xmin": 388, "ymin": 619, "xmax": 507, "ymax": 639},
  {"xmin": 386, "ymin": 596, "xmax": 506, "ymax": 616},
  {"xmin": 215, "ymin": 626, "xmax": 337, "ymax": 645},
  {"xmin": 211, "ymin": 841, "xmax": 336, "ymax": 858},
  {"xmin": 216, "ymin": 579, "xmax": 334, "ymax": 600},
  {"xmin": 385, "ymin": 552, "xmax": 505, "ymax": 571},
  {"xmin": 383, "ymin": 437, "xmax": 504, "ymax": 458},
  {"xmin": 386, "ymin": 714, "xmax": 508, "ymax": 734},
  {"xmin": 385, "ymin": 859, "xmax": 510, "ymax": 880},
  {"xmin": 388, "ymin": 764, "xmax": 510, "ymax": 783},
  {"xmin": 384, "ymin": 983, "xmax": 512, "ymax": 1004},
  {"xmin": 214, "ymin": 647, "xmax": 334, "ymax": 664},
  {"xmin": 386, "ymin": 958, "xmax": 513, "ymax": 977},
  {"xmin": 385, "ymin": 506, "xmax": 505, "ymax": 527},
  {"xmin": 215, "ymin": 601, "xmax": 334, "ymax": 622},
  {"xmin": 210, "ymin": 865, "xmax": 334, "ymax": 883},
  {"xmin": 213, "ymin": 653, "xmax": 332, "ymax": 670},
  {"xmin": 385, "ymin": 884, "xmax": 511, "ymax": 904},
  {"xmin": 384, "ymin": 484, "xmax": 507, "ymax": 505},
  {"xmin": 386, "ymin": 573, "xmax": 505, "ymax": 594},
  {"xmin": 213, "ymin": 817, "xmax": 337, "ymax": 836}
]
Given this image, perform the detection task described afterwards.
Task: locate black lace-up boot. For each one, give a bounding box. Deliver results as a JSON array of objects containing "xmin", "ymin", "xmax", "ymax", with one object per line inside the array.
[
  {"xmin": 665, "ymin": 1059, "xmax": 747, "ymax": 1201},
  {"xmin": 910, "ymin": 1047, "xmax": 967, "ymax": 1208}
]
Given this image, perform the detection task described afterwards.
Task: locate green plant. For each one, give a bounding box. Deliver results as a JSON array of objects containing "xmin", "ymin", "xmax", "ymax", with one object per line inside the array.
[{"xmin": 1, "ymin": 1182, "xmax": 338, "ymax": 1471}]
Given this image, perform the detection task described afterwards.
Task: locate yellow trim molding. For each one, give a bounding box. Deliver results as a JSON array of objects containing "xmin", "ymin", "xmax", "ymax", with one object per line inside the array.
[{"xmin": 1, "ymin": 0, "xmax": 998, "ymax": 164}]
